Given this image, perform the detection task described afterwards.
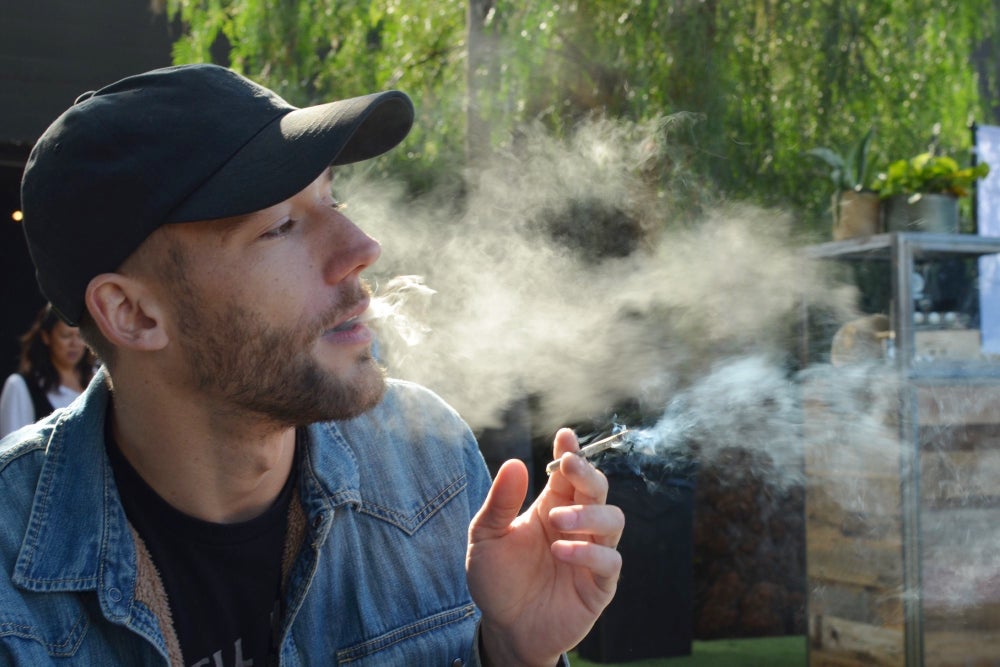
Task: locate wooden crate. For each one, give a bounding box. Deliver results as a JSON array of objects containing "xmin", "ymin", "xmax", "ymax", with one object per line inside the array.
[{"xmin": 803, "ymin": 377, "xmax": 1000, "ymax": 667}]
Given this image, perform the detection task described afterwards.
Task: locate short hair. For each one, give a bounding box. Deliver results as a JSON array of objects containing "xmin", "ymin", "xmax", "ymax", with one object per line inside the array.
[{"xmin": 76, "ymin": 225, "xmax": 190, "ymax": 375}]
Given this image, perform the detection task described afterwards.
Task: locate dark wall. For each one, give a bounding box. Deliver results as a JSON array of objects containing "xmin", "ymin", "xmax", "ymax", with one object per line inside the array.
[
  {"xmin": 0, "ymin": 0, "xmax": 174, "ymax": 374},
  {"xmin": 1, "ymin": 0, "xmax": 176, "ymax": 149},
  {"xmin": 0, "ymin": 166, "xmax": 38, "ymax": 374}
]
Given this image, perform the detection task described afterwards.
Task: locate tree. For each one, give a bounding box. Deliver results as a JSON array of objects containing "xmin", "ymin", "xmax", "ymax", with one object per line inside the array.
[{"xmin": 164, "ymin": 0, "xmax": 1000, "ymax": 233}]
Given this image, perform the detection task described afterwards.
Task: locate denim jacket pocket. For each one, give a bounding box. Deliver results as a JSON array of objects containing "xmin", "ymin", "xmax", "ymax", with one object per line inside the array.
[
  {"xmin": 0, "ymin": 592, "xmax": 90, "ymax": 659},
  {"xmin": 355, "ymin": 474, "xmax": 468, "ymax": 536},
  {"xmin": 334, "ymin": 603, "xmax": 478, "ymax": 665}
]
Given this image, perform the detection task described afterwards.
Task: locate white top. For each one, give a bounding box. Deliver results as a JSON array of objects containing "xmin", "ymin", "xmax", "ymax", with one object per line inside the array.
[{"xmin": 0, "ymin": 373, "xmax": 82, "ymax": 438}]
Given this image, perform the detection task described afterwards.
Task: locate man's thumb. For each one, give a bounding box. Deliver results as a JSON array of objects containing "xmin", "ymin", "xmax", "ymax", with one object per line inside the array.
[{"xmin": 469, "ymin": 459, "xmax": 529, "ymax": 539}]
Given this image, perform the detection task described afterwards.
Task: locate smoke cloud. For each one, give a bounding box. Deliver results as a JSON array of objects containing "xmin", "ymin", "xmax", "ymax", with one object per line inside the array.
[
  {"xmin": 343, "ymin": 114, "xmax": 857, "ymax": 434},
  {"xmin": 336, "ymin": 112, "xmax": 999, "ymax": 642}
]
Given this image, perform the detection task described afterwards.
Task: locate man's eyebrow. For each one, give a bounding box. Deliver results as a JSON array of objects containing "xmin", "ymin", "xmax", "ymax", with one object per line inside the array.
[
  {"xmin": 209, "ymin": 169, "xmax": 335, "ymax": 240},
  {"xmin": 210, "ymin": 211, "xmax": 257, "ymax": 242}
]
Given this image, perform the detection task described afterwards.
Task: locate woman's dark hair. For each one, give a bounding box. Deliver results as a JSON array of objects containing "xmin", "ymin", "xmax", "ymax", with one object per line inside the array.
[{"xmin": 18, "ymin": 304, "xmax": 95, "ymax": 393}]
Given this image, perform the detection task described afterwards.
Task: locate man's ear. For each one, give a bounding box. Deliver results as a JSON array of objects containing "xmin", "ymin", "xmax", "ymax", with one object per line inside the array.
[{"xmin": 85, "ymin": 274, "xmax": 170, "ymax": 351}]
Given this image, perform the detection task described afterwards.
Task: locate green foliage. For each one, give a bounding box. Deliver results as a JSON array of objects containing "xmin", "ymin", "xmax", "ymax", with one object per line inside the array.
[
  {"xmin": 806, "ymin": 128, "xmax": 876, "ymax": 192},
  {"xmin": 873, "ymin": 153, "xmax": 990, "ymax": 198},
  {"xmin": 706, "ymin": 0, "xmax": 996, "ymax": 229},
  {"xmin": 165, "ymin": 0, "xmax": 470, "ymax": 191},
  {"xmin": 162, "ymin": 0, "xmax": 1000, "ymax": 232}
]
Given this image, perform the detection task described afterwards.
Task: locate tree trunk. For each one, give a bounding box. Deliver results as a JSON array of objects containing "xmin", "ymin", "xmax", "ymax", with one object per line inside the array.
[{"xmin": 465, "ymin": 0, "xmax": 494, "ymax": 169}]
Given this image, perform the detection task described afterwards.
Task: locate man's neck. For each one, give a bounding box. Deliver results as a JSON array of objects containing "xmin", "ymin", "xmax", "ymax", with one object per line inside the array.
[{"xmin": 108, "ymin": 385, "xmax": 298, "ymax": 524}]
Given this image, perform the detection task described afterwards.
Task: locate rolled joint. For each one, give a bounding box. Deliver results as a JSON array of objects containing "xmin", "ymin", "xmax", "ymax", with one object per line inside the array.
[{"xmin": 544, "ymin": 429, "xmax": 630, "ymax": 475}]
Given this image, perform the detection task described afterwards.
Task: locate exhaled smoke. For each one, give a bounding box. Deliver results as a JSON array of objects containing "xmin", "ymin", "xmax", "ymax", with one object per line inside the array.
[
  {"xmin": 342, "ymin": 113, "xmax": 999, "ymax": 630},
  {"xmin": 630, "ymin": 355, "xmax": 807, "ymax": 488},
  {"xmin": 345, "ymin": 113, "xmax": 856, "ymax": 433},
  {"xmin": 350, "ymin": 113, "xmax": 864, "ymax": 486},
  {"xmin": 368, "ymin": 275, "xmax": 436, "ymax": 348}
]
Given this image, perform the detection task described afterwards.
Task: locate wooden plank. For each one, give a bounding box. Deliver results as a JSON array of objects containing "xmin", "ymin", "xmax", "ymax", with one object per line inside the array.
[
  {"xmin": 806, "ymin": 486, "xmax": 900, "ymax": 543},
  {"xmin": 920, "ymin": 508, "xmax": 1000, "ymax": 626},
  {"xmin": 919, "ymin": 424, "xmax": 1000, "ymax": 452},
  {"xmin": 808, "ymin": 614, "xmax": 904, "ymax": 667},
  {"xmin": 802, "ymin": 387, "xmax": 901, "ymax": 478},
  {"xmin": 924, "ymin": 629, "xmax": 1000, "ymax": 666},
  {"xmin": 924, "ymin": 602, "xmax": 1000, "ymax": 632},
  {"xmin": 921, "ymin": 449, "xmax": 1000, "ymax": 504},
  {"xmin": 809, "ymin": 579, "xmax": 905, "ymax": 627},
  {"xmin": 810, "ymin": 654, "xmax": 874, "ymax": 667},
  {"xmin": 918, "ymin": 385, "xmax": 1000, "ymax": 426},
  {"xmin": 804, "ymin": 380, "xmax": 1000, "ymax": 665},
  {"xmin": 806, "ymin": 474, "xmax": 902, "ymax": 518},
  {"xmin": 806, "ymin": 524, "xmax": 903, "ymax": 589},
  {"xmin": 804, "ymin": 437, "xmax": 901, "ymax": 477}
]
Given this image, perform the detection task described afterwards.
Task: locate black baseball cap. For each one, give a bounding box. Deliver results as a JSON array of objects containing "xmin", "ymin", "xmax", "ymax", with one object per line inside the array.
[{"xmin": 20, "ymin": 64, "xmax": 414, "ymax": 326}]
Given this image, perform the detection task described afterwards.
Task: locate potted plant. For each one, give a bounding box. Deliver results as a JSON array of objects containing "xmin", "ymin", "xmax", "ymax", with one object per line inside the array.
[
  {"xmin": 807, "ymin": 128, "xmax": 881, "ymax": 240},
  {"xmin": 872, "ymin": 152, "xmax": 989, "ymax": 233}
]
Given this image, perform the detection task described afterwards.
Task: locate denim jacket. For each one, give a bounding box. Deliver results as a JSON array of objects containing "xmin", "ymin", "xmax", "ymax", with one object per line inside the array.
[{"xmin": 0, "ymin": 369, "xmax": 493, "ymax": 666}]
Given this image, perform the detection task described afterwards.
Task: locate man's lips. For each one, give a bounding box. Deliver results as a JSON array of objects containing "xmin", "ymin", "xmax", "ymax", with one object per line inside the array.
[
  {"xmin": 330, "ymin": 317, "xmax": 360, "ymax": 333},
  {"xmin": 323, "ymin": 299, "xmax": 372, "ymax": 335}
]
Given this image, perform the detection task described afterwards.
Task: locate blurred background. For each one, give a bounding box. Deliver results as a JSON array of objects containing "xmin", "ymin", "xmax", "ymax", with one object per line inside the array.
[{"xmin": 6, "ymin": 2, "xmax": 1000, "ymax": 664}]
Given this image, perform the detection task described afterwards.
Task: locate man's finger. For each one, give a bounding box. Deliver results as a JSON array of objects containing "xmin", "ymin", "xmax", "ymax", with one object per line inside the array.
[
  {"xmin": 550, "ymin": 540, "xmax": 623, "ymax": 588},
  {"xmin": 552, "ymin": 451, "xmax": 609, "ymax": 505},
  {"xmin": 551, "ymin": 427, "xmax": 580, "ymax": 459},
  {"xmin": 549, "ymin": 504, "xmax": 624, "ymax": 549}
]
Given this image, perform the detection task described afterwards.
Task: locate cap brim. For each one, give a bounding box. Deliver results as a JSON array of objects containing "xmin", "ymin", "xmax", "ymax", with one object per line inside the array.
[{"xmin": 165, "ymin": 90, "xmax": 414, "ymax": 223}]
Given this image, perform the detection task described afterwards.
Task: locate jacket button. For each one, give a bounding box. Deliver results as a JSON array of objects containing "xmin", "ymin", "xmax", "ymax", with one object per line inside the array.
[{"xmin": 451, "ymin": 660, "xmax": 464, "ymax": 667}]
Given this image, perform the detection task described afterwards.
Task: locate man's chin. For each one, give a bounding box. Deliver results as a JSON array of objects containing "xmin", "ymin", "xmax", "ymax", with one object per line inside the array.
[
  {"xmin": 225, "ymin": 357, "xmax": 386, "ymax": 428},
  {"xmin": 342, "ymin": 359, "xmax": 389, "ymax": 417},
  {"xmin": 307, "ymin": 356, "xmax": 388, "ymax": 423}
]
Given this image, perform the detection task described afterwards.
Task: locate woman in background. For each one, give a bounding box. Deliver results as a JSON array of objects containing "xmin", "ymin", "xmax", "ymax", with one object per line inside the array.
[{"xmin": 0, "ymin": 304, "xmax": 95, "ymax": 437}]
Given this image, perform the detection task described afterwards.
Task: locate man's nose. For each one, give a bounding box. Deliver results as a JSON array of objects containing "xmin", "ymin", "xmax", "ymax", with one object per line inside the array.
[{"xmin": 322, "ymin": 212, "xmax": 382, "ymax": 284}]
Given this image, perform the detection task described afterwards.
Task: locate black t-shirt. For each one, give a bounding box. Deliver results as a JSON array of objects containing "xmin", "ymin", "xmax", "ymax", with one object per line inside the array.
[{"xmin": 106, "ymin": 427, "xmax": 296, "ymax": 667}]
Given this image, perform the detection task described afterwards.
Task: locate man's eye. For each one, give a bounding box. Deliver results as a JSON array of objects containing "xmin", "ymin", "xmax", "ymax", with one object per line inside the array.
[{"xmin": 262, "ymin": 219, "xmax": 297, "ymax": 239}]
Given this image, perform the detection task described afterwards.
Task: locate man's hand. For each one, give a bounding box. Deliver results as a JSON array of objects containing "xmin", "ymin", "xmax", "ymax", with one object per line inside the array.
[{"xmin": 467, "ymin": 428, "xmax": 625, "ymax": 667}]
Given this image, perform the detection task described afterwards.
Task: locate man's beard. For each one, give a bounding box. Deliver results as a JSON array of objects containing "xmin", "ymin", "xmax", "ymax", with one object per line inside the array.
[{"xmin": 172, "ymin": 282, "xmax": 387, "ymax": 426}]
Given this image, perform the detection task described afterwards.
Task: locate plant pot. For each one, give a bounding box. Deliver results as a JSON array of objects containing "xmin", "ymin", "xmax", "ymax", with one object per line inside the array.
[
  {"xmin": 883, "ymin": 193, "xmax": 959, "ymax": 233},
  {"xmin": 832, "ymin": 190, "xmax": 881, "ymax": 240}
]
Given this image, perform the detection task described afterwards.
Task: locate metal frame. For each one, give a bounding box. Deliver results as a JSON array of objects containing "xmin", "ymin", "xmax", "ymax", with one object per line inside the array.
[
  {"xmin": 806, "ymin": 231, "xmax": 1000, "ymax": 666},
  {"xmin": 807, "ymin": 232, "xmax": 1000, "ymax": 373}
]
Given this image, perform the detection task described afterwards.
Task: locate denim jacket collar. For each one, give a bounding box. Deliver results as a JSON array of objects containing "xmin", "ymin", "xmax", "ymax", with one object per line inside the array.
[
  {"xmin": 5, "ymin": 370, "xmax": 492, "ymax": 665},
  {"xmin": 10, "ymin": 369, "xmax": 376, "ymax": 592},
  {"xmin": 297, "ymin": 420, "xmax": 362, "ymax": 517},
  {"xmin": 12, "ymin": 368, "xmax": 120, "ymax": 592}
]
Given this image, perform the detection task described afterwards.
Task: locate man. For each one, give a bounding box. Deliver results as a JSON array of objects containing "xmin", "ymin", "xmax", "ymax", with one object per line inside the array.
[{"xmin": 0, "ymin": 64, "xmax": 623, "ymax": 666}]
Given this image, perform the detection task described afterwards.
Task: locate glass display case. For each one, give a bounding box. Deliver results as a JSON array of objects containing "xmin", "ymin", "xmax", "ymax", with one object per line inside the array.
[
  {"xmin": 801, "ymin": 232, "xmax": 1000, "ymax": 667},
  {"xmin": 803, "ymin": 231, "xmax": 1000, "ymax": 372}
]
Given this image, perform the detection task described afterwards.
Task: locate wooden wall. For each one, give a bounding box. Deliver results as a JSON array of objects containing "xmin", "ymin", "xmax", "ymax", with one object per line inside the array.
[
  {"xmin": 804, "ymin": 371, "xmax": 905, "ymax": 667},
  {"xmin": 916, "ymin": 386, "xmax": 1000, "ymax": 666},
  {"xmin": 804, "ymin": 375, "xmax": 1000, "ymax": 666}
]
